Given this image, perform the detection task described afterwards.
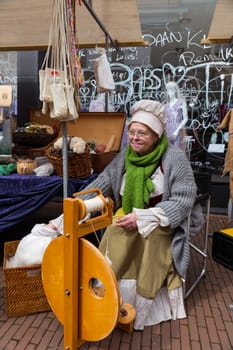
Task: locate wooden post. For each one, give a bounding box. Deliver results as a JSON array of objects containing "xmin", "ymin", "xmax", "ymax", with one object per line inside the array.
[{"xmin": 63, "ymin": 198, "xmax": 80, "ymax": 349}]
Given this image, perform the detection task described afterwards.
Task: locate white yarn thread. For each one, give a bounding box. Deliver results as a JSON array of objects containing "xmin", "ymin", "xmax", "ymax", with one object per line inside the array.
[
  {"xmin": 83, "ymin": 196, "xmax": 112, "ymax": 265},
  {"xmin": 83, "ymin": 196, "xmax": 108, "ymax": 248},
  {"xmin": 104, "ymin": 226, "xmax": 112, "ymax": 266},
  {"xmin": 105, "ymin": 249, "xmax": 112, "ymax": 266},
  {"xmin": 85, "ymin": 196, "xmax": 112, "ymax": 265}
]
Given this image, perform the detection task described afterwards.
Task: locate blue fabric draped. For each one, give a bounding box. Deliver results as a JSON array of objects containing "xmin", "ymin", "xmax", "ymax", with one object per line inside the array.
[{"xmin": 0, "ymin": 173, "xmax": 97, "ymax": 232}]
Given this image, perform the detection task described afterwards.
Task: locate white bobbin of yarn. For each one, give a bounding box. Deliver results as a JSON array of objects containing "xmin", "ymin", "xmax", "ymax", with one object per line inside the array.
[{"xmin": 84, "ymin": 195, "xmax": 106, "ymax": 214}]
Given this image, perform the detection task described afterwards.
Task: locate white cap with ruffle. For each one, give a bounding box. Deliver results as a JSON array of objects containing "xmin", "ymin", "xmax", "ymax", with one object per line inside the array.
[{"xmin": 129, "ymin": 100, "xmax": 166, "ymax": 138}]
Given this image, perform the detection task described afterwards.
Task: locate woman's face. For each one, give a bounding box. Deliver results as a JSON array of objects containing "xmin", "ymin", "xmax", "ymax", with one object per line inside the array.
[{"xmin": 128, "ymin": 122, "xmax": 159, "ymax": 155}]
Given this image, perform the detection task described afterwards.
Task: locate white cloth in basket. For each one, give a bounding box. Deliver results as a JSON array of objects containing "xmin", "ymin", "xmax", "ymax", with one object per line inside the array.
[{"xmin": 6, "ymin": 224, "xmax": 58, "ymax": 268}]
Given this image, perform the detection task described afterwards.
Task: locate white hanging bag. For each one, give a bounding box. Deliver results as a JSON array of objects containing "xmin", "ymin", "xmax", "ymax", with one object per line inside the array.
[
  {"xmin": 93, "ymin": 47, "xmax": 115, "ymax": 93},
  {"xmin": 39, "ymin": 0, "xmax": 80, "ymax": 121},
  {"xmin": 39, "ymin": 4, "xmax": 65, "ymax": 103}
]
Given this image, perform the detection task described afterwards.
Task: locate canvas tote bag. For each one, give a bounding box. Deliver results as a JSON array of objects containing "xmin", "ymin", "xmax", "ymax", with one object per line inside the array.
[{"xmin": 39, "ymin": 0, "xmax": 80, "ymax": 121}]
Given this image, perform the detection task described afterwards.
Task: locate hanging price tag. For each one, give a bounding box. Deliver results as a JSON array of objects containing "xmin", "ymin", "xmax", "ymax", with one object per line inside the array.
[{"xmin": 0, "ymin": 85, "xmax": 12, "ymax": 107}]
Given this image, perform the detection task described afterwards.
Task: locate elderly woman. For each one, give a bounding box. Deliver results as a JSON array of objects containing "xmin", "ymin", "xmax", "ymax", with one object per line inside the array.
[{"xmin": 47, "ymin": 99, "xmax": 202, "ymax": 330}]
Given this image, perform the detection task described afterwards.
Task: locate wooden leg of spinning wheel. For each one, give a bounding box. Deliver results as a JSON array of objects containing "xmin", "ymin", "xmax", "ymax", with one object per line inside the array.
[
  {"xmin": 116, "ymin": 303, "xmax": 136, "ymax": 334},
  {"xmin": 117, "ymin": 320, "xmax": 134, "ymax": 333}
]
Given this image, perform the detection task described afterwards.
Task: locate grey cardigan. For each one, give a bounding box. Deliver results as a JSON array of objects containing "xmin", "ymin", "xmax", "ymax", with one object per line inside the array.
[{"xmin": 81, "ymin": 144, "xmax": 203, "ymax": 278}]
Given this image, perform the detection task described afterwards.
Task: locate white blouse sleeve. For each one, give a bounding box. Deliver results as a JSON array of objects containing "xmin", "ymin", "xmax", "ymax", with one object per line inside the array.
[{"xmin": 133, "ymin": 207, "xmax": 170, "ymax": 238}]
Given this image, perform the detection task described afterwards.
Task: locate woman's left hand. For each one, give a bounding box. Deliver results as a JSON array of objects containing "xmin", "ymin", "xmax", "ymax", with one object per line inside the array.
[{"xmin": 115, "ymin": 213, "xmax": 137, "ymax": 231}]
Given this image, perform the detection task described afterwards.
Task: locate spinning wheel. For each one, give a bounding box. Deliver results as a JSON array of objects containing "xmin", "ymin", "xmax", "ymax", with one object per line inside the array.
[{"xmin": 41, "ymin": 189, "xmax": 135, "ymax": 349}]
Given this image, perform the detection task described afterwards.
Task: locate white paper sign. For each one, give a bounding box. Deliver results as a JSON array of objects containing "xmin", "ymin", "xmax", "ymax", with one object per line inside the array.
[{"xmin": 208, "ymin": 143, "xmax": 225, "ymax": 153}]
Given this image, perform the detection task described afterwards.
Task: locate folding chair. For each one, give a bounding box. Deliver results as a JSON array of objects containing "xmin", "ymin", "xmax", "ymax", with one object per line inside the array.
[{"xmin": 183, "ymin": 172, "xmax": 211, "ymax": 299}]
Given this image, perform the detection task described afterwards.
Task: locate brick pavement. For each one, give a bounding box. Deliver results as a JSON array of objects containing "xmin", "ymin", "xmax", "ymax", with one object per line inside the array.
[{"xmin": 0, "ymin": 214, "xmax": 233, "ymax": 350}]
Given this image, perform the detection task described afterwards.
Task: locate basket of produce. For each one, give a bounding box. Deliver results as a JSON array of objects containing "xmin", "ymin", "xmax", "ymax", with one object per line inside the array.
[
  {"xmin": 46, "ymin": 136, "xmax": 92, "ymax": 178},
  {"xmin": 13, "ymin": 123, "xmax": 59, "ymax": 147}
]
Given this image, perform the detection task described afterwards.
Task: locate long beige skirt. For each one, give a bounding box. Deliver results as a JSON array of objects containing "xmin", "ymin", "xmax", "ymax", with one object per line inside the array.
[{"xmin": 99, "ymin": 224, "xmax": 181, "ymax": 299}]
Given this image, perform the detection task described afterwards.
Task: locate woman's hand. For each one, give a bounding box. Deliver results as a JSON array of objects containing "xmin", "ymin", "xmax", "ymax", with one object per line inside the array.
[{"xmin": 115, "ymin": 213, "xmax": 137, "ymax": 231}]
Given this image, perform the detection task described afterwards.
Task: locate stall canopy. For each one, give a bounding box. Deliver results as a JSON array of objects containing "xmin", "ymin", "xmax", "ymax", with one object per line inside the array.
[
  {"xmin": 0, "ymin": 0, "xmax": 146, "ymax": 50},
  {"xmin": 201, "ymin": 0, "xmax": 233, "ymax": 45}
]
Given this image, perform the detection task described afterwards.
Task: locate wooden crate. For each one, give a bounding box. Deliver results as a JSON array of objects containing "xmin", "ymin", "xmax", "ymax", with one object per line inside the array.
[{"xmin": 30, "ymin": 109, "xmax": 126, "ymax": 173}]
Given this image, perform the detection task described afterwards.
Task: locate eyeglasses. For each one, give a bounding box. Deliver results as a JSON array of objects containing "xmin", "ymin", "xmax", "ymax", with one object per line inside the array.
[{"xmin": 127, "ymin": 130, "xmax": 150, "ymax": 138}]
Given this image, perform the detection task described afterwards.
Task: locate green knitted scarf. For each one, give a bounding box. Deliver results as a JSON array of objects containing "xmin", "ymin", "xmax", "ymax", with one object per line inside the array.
[{"xmin": 122, "ymin": 134, "xmax": 168, "ymax": 214}]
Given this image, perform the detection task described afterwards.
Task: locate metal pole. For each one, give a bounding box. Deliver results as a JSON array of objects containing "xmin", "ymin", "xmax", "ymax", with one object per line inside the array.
[
  {"xmin": 81, "ymin": 0, "xmax": 118, "ymax": 50},
  {"xmin": 105, "ymin": 34, "xmax": 109, "ymax": 112},
  {"xmin": 62, "ymin": 121, "xmax": 68, "ymax": 199}
]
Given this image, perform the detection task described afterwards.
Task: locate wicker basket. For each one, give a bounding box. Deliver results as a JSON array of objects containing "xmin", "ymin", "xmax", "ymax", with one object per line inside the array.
[
  {"xmin": 17, "ymin": 159, "xmax": 37, "ymax": 175},
  {"xmin": 46, "ymin": 147, "xmax": 92, "ymax": 178},
  {"xmin": 3, "ymin": 240, "xmax": 51, "ymax": 317},
  {"xmin": 13, "ymin": 131, "xmax": 58, "ymax": 147}
]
